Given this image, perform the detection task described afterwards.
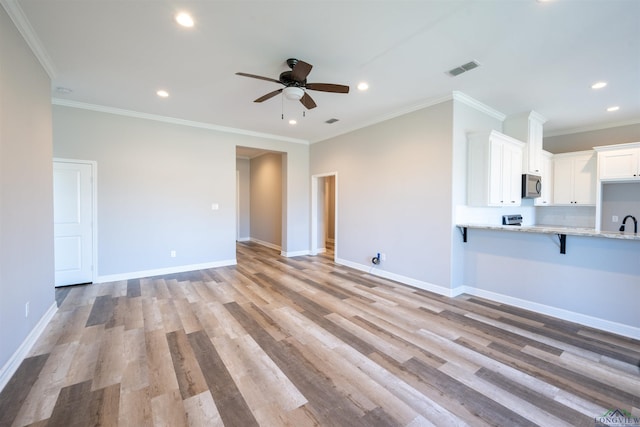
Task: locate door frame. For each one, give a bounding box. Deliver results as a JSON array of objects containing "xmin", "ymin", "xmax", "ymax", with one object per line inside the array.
[
  {"xmin": 311, "ymin": 172, "xmax": 338, "ymax": 259},
  {"xmin": 53, "ymin": 158, "xmax": 98, "ymax": 285}
]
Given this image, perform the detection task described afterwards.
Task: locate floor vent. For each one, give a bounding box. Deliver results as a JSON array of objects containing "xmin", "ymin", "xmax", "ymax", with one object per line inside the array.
[
  {"xmin": 447, "ymin": 60, "xmax": 480, "ymax": 77},
  {"xmin": 325, "ymin": 118, "xmax": 339, "ymax": 124}
]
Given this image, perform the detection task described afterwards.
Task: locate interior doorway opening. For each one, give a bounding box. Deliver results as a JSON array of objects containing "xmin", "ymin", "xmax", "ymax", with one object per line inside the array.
[{"xmin": 311, "ymin": 172, "xmax": 337, "ymax": 260}]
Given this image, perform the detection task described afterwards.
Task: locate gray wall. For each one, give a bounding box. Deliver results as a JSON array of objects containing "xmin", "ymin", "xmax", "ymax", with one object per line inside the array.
[
  {"xmin": 250, "ymin": 153, "xmax": 283, "ymax": 248},
  {"xmin": 0, "ymin": 6, "xmax": 55, "ymax": 372},
  {"xmin": 53, "ymin": 106, "xmax": 310, "ymax": 278},
  {"xmin": 311, "ymin": 102, "xmax": 455, "ymax": 290},
  {"xmin": 600, "ymin": 182, "xmax": 640, "ymax": 232},
  {"xmin": 544, "ymin": 123, "xmax": 640, "ymax": 154}
]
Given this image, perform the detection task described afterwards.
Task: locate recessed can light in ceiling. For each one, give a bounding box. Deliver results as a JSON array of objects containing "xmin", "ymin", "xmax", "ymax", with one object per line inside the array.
[
  {"xmin": 175, "ymin": 12, "xmax": 194, "ymax": 27},
  {"xmin": 607, "ymin": 106, "xmax": 620, "ymax": 112},
  {"xmin": 156, "ymin": 90, "xmax": 169, "ymax": 98},
  {"xmin": 591, "ymin": 81, "xmax": 607, "ymax": 89},
  {"xmin": 357, "ymin": 82, "xmax": 369, "ymax": 91}
]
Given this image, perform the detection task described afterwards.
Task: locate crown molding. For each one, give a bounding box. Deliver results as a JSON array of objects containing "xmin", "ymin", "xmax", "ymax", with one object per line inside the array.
[
  {"xmin": 1, "ymin": 0, "xmax": 57, "ymax": 78},
  {"xmin": 52, "ymin": 98, "xmax": 310, "ymax": 145},
  {"xmin": 544, "ymin": 119, "xmax": 640, "ymax": 138},
  {"xmin": 452, "ymin": 91, "xmax": 506, "ymax": 122}
]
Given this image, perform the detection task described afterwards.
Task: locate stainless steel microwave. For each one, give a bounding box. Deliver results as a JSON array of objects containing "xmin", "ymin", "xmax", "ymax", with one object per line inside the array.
[{"xmin": 522, "ymin": 174, "xmax": 542, "ymax": 198}]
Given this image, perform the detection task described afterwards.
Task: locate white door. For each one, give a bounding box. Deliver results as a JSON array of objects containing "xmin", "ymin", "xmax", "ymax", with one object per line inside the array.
[{"xmin": 53, "ymin": 161, "xmax": 94, "ymax": 286}]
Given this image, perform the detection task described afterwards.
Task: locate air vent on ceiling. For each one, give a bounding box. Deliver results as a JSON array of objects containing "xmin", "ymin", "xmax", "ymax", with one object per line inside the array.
[
  {"xmin": 325, "ymin": 118, "xmax": 339, "ymax": 124},
  {"xmin": 446, "ymin": 60, "xmax": 480, "ymax": 77}
]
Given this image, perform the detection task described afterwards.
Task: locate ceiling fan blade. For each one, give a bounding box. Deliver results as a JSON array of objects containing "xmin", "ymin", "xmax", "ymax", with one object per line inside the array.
[
  {"xmin": 300, "ymin": 92, "xmax": 317, "ymax": 109},
  {"xmin": 305, "ymin": 83, "xmax": 350, "ymax": 93},
  {"xmin": 236, "ymin": 72, "xmax": 281, "ymax": 84},
  {"xmin": 291, "ymin": 60, "xmax": 313, "ymax": 82},
  {"xmin": 254, "ymin": 88, "xmax": 283, "ymax": 103}
]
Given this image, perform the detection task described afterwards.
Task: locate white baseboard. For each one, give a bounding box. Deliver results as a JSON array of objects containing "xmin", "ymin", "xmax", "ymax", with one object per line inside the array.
[
  {"xmin": 237, "ymin": 237, "xmax": 250, "ymax": 242},
  {"xmin": 464, "ymin": 287, "xmax": 640, "ymax": 340},
  {"xmin": 249, "ymin": 238, "xmax": 281, "ymax": 252},
  {"xmin": 334, "ymin": 258, "xmax": 640, "ymax": 340},
  {"xmin": 281, "ymin": 249, "xmax": 311, "ymax": 257},
  {"xmin": 335, "ymin": 258, "xmax": 457, "ymax": 297},
  {"xmin": 0, "ymin": 302, "xmax": 57, "ymax": 392},
  {"xmin": 96, "ymin": 259, "xmax": 236, "ymax": 283}
]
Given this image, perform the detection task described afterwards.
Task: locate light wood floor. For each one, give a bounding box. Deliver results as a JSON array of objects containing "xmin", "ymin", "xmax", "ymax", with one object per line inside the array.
[{"xmin": 1, "ymin": 242, "xmax": 639, "ymax": 426}]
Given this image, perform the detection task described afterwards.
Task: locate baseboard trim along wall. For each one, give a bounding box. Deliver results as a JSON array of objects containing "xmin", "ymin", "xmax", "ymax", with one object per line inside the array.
[
  {"xmin": 335, "ymin": 258, "xmax": 458, "ymax": 298},
  {"xmin": 249, "ymin": 237, "xmax": 281, "ymax": 252},
  {"xmin": 336, "ymin": 258, "xmax": 639, "ymax": 340},
  {"xmin": 0, "ymin": 302, "xmax": 57, "ymax": 393},
  {"xmin": 96, "ymin": 259, "xmax": 237, "ymax": 283}
]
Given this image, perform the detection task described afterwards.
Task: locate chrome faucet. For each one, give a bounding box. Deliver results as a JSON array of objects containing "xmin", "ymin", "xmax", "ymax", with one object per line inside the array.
[{"xmin": 619, "ymin": 215, "xmax": 638, "ymax": 234}]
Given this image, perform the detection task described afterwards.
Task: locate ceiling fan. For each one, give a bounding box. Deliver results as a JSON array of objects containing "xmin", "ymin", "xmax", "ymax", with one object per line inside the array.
[{"xmin": 236, "ymin": 58, "xmax": 349, "ymax": 110}]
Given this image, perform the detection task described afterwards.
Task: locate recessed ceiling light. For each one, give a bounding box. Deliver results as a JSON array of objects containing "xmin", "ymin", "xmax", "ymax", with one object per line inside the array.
[
  {"xmin": 175, "ymin": 12, "xmax": 194, "ymax": 27},
  {"xmin": 591, "ymin": 81, "xmax": 607, "ymax": 89},
  {"xmin": 157, "ymin": 90, "xmax": 169, "ymax": 98},
  {"xmin": 289, "ymin": 119, "xmax": 297, "ymax": 125},
  {"xmin": 607, "ymin": 106, "xmax": 620, "ymax": 112},
  {"xmin": 357, "ymin": 82, "xmax": 369, "ymax": 91}
]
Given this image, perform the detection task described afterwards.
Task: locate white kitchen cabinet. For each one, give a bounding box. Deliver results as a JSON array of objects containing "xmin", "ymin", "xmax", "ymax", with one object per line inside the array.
[
  {"xmin": 552, "ymin": 151, "xmax": 596, "ymax": 205},
  {"xmin": 468, "ymin": 130, "xmax": 524, "ymax": 207},
  {"xmin": 594, "ymin": 142, "xmax": 640, "ymax": 181},
  {"xmin": 503, "ymin": 111, "xmax": 547, "ymax": 175},
  {"xmin": 534, "ymin": 150, "xmax": 553, "ymax": 206}
]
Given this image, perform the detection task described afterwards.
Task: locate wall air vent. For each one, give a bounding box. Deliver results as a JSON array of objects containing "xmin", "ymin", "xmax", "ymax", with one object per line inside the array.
[
  {"xmin": 446, "ymin": 60, "xmax": 480, "ymax": 77},
  {"xmin": 325, "ymin": 118, "xmax": 339, "ymax": 124}
]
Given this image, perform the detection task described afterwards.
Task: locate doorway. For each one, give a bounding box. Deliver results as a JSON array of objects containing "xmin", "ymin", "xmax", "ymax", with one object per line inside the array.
[
  {"xmin": 53, "ymin": 159, "xmax": 96, "ymax": 287},
  {"xmin": 311, "ymin": 172, "xmax": 337, "ymax": 259}
]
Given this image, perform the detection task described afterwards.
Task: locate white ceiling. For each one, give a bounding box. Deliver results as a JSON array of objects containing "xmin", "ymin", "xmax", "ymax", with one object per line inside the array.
[{"xmin": 4, "ymin": 0, "xmax": 639, "ymax": 143}]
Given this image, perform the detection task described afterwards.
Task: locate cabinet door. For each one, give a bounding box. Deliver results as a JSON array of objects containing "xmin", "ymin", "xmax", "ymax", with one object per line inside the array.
[
  {"xmin": 573, "ymin": 154, "xmax": 596, "ymax": 204},
  {"xmin": 527, "ymin": 120, "xmax": 543, "ymax": 174},
  {"xmin": 535, "ymin": 152, "xmax": 553, "ymax": 205},
  {"xmin": 599, "ymin": 149, "xmax": 639, "ymax": 180},
  {"xmin": 553, "ymin": 157, "xmax": 575, "ymax": 205},
  {"xmin": 503, "ymin": 143, "xmax": 523, "ymax": 205},
  {"xmin": 488, "ymin": 140, "xmax": 504, "ymax": 205}
]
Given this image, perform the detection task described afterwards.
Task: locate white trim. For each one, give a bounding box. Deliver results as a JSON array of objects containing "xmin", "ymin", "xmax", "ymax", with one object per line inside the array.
[
  {"xmin": 53, "ymin": 158, "xmax": 98, "ymax": 285},
  {"xmin": 281, "ymin": 249, "xmax": 311, "ymax": 257},
  {"xmin": 236, "ymin": 237, "xmax": 251, "ymax": 242},
  {"xmin": 451, "ymin": 91, "xmax": 507, "ymax": 122},
  {"xmin": 310, "ymin": 172, "xmax": 338, "ymax": 259},
  {"xmin": 311, "ymin": 91, "xmax": 506, "ymax": 144},
  {"xmin": 52, "ymin": 98, "xmax": 309, "ymax": 145},
  {"xmin": 249, "ymin": 237, "xmax": 281, "ymax": 251},
  {"xmin": 96, "ymin": 259, "xmax": 236, "ymax": 283},
  {"xmin": 0, "ymin": 302, "xmax": 57, "ymax": 392},
  {"xmin": 464, "ymin": 287, "xmax": 640, "ymax": 340},
  {"xmin": 0, "ymin": 0, "xmax": 57, "ymax": 78},
  {"xmin": 335, "ymin": 258, "xmax": 458, "ymax": 297},
  {"xmin": 544, "ymin": 118, "xmax": 640, "ymax": 138}
]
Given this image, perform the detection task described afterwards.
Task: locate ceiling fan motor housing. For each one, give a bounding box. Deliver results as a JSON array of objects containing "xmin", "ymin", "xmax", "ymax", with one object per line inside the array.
[{"xmin": 279, "ymin": 71, "xmax": 305, "ymax": 87}]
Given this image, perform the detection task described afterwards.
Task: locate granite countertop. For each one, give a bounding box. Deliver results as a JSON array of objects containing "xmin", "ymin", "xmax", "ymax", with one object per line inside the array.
[{"xmin": 456, "ymin": 223, "xmax": 640, "ymax": 241}]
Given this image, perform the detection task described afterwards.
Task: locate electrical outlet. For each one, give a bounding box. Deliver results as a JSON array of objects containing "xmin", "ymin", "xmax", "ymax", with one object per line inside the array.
[
  {"xmin": 170, "ymin": 250, "xmax": 176, "ymax": 258},
  {"xmin": 25, "ymin": 301, "xmax": 29, "ymax": 318},
  {"xmin": 612, "ymin": 215, "xmax": 618, "ymax": 223}
]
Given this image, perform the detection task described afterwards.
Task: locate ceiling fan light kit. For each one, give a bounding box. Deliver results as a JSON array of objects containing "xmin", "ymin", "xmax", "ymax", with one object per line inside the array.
[
  {"xmin": 236, "ymin": 58, "xmax": 349, "ymax": 110},
  {"xmin": 283, "ymin": 87, "xmax": 304, "ymax": 101}
]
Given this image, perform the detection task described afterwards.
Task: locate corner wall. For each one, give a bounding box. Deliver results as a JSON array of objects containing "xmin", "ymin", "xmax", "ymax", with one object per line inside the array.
[
  {"xmin": 310, "ymin": 101, "xmax": 455, "ymax": 292},
  {"xmin": 0, "ymin": 5, "xmax": 55, "ymax": 382}
]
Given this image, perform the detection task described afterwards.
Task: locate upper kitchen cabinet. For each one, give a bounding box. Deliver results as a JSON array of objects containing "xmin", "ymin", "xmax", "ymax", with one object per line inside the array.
[
  {"xmin": 467, "ymin": 130, "xmax": 525, "ymax": 207},
  {"xmin": 594, "ymin": 142, "xmax": 640, "ymax": 181},
  {"xmin": 553, "ymin": 151, "xmax": 597, "ymax": 206},
  {"xmin": 503, "ymin": 111, "xmax": 547, "ymax": 175},
  {"xmin": 534, "ymin": 150, "xmax": 553, "ymax": 206}
]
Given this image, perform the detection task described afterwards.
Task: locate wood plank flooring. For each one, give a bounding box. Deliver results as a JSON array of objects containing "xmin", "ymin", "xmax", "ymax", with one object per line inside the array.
[{"xmin": 1, "ymin": 242, "xmax": 639, "ymax": 426}]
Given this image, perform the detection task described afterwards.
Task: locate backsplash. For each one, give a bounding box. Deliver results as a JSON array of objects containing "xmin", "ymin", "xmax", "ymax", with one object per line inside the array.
[
  {"xmin": 535, "ymin": 206, "xmax": 596, "ymax": 228},
  {"xmin": 600, "ymin": 182, "xmax": 640, "ymax": 232}
]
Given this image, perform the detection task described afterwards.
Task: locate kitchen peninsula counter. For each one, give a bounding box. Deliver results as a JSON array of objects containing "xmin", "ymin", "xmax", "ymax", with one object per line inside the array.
[{"xmin": 456, "ymin": 223, "xmax": 640, "ymax": 241}]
